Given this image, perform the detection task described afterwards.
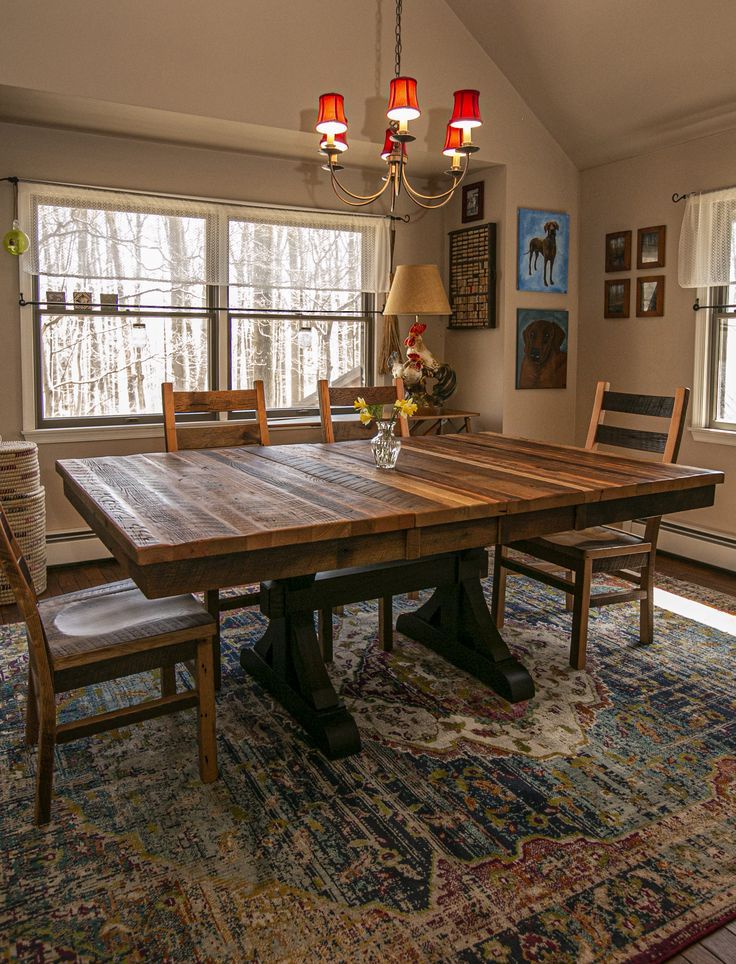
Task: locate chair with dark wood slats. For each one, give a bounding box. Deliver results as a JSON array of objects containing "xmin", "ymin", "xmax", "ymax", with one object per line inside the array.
[
  {"xmin": 317, "ymin": 378, "xmax": 410, "ymax": 658},
  {"xmin": 491, "ymin": 381, "xmax": 690, "ymax": 670},
  {"xmin": 0, "ymin": 506, "xmax": 218, "ymax": 825},
  {"xmin": 161, "ymin": 382, "xmax": 271, "ymax": 684}
]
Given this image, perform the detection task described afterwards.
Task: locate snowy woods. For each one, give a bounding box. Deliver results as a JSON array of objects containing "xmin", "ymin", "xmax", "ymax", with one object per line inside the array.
[{"xmin": 35, "ymin": 198, "xmax": 370, "ymax": 420}]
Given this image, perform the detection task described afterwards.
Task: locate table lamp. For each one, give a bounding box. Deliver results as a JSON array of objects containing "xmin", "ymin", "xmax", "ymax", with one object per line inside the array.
[{"xmin": 383, "ymin": 264, "xmax": 451, "ymax": 319}]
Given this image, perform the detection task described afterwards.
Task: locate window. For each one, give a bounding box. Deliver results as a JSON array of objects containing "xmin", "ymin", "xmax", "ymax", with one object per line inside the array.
[
  {"xmin": 22, "ymin": 184, "xmax": 389, "ymax": 428},
  {"xmin": 708, "ymin": 283, "xmax": 736, "ymax": 430}
]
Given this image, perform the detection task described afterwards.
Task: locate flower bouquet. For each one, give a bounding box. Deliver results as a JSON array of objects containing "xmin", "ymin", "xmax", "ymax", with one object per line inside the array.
[{"xmin": 353, "ymin": 395, "xmax": 418, "ymax": 469}]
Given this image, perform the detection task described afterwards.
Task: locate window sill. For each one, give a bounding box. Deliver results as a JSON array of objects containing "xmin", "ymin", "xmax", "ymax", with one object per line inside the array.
[
  {"xmin": 689, "ymin": 426, "xmax": 736, "ymax": 447},
  {"xmin": 23, "ymin": 418, "xmax": 322, "ymax": 445}
]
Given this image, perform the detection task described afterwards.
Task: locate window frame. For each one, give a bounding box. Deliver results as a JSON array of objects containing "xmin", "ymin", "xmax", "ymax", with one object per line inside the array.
[
  {"xmin": 706, "ymin": 285, "xmax": 736, "ymax": 432},
  {"xmin": 19, "ymin": 186, "xmax": 382, "ymax": 437}
]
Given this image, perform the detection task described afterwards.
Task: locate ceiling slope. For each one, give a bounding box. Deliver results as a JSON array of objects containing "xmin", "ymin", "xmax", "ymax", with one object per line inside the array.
[{"xmin": 445, "ymin": 0, "xmax": 736, "ymax": 169}]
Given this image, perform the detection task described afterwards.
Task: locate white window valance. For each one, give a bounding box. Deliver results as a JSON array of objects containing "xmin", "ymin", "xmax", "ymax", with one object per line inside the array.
[
  {"xmin": 678, "ymin": 186, "xmax": 736, "ymax": 288},
  {"xmin": 22, "ymin": 183, "xmax": 391, "ymax": 295}
]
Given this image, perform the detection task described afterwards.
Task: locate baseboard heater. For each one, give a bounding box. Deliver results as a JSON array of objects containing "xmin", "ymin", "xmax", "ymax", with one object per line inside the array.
[{"xmin": 632, "ymin": 519, "xmax": 736, "ymax": 573}]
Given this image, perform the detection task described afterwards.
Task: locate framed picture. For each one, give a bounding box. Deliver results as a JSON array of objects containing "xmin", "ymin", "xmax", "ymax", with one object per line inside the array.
[
  {"xmin": 45, "ymin": 290, "xmax": 66, "ymax": 306},
  {"xmin": 461, "ymin": 182, "xmax": 484, "ymax": 223},
  {"xmin": 448, "ymin": 222, "xmax": 497, "ymax": 328},
  {"xmin": 636, "ymin": 275, "xmax": 665, "ymax": 317},
  {"xmin": 516, "ymin": 309, "xmax": 568, "ymax": 389},
  {"xmin": 637, "ymin": 225, "xmax": 666, "ymax": 269},
  {"xmin": 517, "ymin": 208, "xmax": 570, "ymax": 293},
  {"xmin": 73, "ymin": 290, "xmax": 93, "ymax": 308},
  {"xmin": 605, "ymin": 230, "xmax": 631, "ymax": 272},
  {"xmin": 100, "ymin": 293, "xmax": 119, "ymax": 312},
  {"xmin": 604, "ymin": 279, "xmax": 630, "ymax": 318}
]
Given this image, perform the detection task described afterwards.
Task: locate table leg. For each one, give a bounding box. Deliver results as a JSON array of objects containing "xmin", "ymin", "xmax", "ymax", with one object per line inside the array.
[
  {"xmin": 240, "ymin": 575, "xmax": 361, "ymax": 759},
  {"xmin": 396, "ymin": 550, "xmax": 535, "ymax": 704}
]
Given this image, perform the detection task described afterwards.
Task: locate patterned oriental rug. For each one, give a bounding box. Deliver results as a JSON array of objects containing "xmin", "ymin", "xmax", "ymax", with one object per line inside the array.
[{"xmin": 1, "ymin": 572, "xmax": 735, "ymax": 963}]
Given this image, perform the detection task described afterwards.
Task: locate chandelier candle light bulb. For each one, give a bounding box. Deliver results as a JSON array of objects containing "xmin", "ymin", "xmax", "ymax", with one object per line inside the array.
[{"xmin": 315, "ymin": 0, "xmax": 481, "ymax": 212}]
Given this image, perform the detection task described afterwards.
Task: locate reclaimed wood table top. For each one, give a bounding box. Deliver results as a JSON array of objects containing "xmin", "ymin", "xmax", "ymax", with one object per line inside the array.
[{"xmin": 57, "ymin": 433, "xmax": 723, "ymax": 573}]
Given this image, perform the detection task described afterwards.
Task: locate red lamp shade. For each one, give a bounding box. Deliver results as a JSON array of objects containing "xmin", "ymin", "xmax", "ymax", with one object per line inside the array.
[
  {"xmin": 320, "ymin": 131, "xmax": 348, "ymax": 153},
  {"xmin": 380, "ymin": 129, "xmax": 407, "ymax": 160},
  {"xmin": 387, "ymin": 77, "xmax": 420, "ymax": 122},
  {"xmin": 449, "ymin": 89, "xmax": 481, "ymax": 129},
  {"xmin": 316, "ymin": 93, "xmax": 348, "ymax": 135},
  {"xmin": 442, "ymin": 124, "xmax": 463, "ymax": 156}
]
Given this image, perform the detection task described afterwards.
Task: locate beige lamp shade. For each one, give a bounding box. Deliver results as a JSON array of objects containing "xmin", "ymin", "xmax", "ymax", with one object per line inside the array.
[{"xmin": 383, "ymin": 264, "xmax": 451, "ymax": 315}]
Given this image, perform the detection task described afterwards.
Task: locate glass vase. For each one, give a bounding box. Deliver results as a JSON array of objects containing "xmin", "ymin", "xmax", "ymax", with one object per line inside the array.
[{"xmin": 371, "ymin": 420, "xmax": 401, "ymax": 470}]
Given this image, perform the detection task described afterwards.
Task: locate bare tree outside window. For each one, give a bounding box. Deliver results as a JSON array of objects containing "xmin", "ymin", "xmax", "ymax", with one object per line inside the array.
[{"xmin": 31, "ymin": 195, "xmax": 374, "ymax": 425}]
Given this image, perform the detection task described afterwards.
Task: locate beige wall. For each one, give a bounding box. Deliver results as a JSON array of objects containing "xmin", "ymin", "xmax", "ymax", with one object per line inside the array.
[
  {"xmin": 0, "ymin": 122, "xmax": 442, "ymax": 533},
  {"xmin": 0, "ymin": 0, "xmax": 581, "ymax": 541},
  {"xmin": 578, "ymin": 127, "xmax": 736, "ymax": 538}
]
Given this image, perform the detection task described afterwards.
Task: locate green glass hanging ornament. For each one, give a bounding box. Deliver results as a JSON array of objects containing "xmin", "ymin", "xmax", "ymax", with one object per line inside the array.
[
  {"xmin": 3, "ymin": 178, "xmax": 30, "ymax": 256},
  {"xmin": 3, "ymin": 219, "xmax": 30, "ymax": 256}
]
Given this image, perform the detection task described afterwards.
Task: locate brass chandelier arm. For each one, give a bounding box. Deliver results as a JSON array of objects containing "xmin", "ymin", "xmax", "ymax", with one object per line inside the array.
[
  {"xmin": 329, "ymin": 163, "xmax": 396, "ymax": 204},
  {"xmin": 400, "ymin": 155, "xmax": 469, "ymax": 202}
]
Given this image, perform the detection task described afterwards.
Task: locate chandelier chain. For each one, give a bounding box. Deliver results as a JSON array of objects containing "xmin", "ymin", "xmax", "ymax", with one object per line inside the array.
[{"xmin": 394, "ymin": 0, "xmax": 402, "ymax": 78}]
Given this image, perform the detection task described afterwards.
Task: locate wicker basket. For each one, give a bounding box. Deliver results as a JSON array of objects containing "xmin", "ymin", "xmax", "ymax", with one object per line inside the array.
[
  {"xmin": 0, "ymin": 441, "xmax": 41, "ymax": 498},
  {"xmin": 0, "ymin": 441, "xmax": 47, "ymax": 605}
]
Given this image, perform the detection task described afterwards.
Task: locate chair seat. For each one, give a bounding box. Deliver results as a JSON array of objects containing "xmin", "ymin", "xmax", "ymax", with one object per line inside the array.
[
  {"xmin": 511, "ymin": 526, "xmax": 652, "ymax": 571},
  {"xmin": 40, "ymin": 579, "xmax": 216, "ymax": 669},
  {"xmin": 538, "ymin": 525, "xmax": 646, "ymax": 553}
]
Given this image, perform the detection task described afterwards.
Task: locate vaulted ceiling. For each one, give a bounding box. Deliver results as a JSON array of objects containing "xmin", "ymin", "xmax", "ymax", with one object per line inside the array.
[{"xmin": 446, "ymin": 0, "xmax": 736, "ymax": 169}]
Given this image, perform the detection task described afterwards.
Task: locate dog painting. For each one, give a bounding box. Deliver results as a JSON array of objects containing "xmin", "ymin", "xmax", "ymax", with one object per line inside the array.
[
  {"xmin": 516, "ymin": 309, "xmax": 568, "ymax": 390},
  {"xmin": 517, "ymin": 208, "xmax": 570, "ymax": 293}
]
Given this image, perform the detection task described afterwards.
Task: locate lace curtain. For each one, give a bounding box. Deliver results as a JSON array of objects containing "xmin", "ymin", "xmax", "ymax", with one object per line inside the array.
[
  {"xmin": 678, "ymin": 186, "xmax": 736, "ymax": 288},
  {"xmin": 23, "ymin": 183, "xmax": 391, "ymax": 298}
]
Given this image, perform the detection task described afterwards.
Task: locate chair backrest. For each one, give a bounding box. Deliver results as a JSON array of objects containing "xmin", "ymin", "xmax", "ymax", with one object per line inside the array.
[
  {"xmin": 0, "ymin": 506, "xmax": 53, "ymax": 693},
  {"xmin": 585, "ymin": 381, "xmax": 689, "ymax": 464},
  {"xmin": 161, "ymin": 383, "xmax": 270, "ymax": 452},
  {"xmin": 317, "ymin": 379, "xmax": 410, "ymax": 443}
]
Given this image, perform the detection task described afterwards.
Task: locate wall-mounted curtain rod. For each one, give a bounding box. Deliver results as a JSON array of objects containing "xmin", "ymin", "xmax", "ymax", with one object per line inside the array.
[
  {"xmin": 1, "ymin": 175, "xmax": 409, "ymax": 222},
  {"xmin": 672, "ymin": 182, "xmax": 736, "ymax": 203},
  {"xmin": 692, "ymin": 297, "xmax": 736, "ymax": 312},
  {"xmin": 18, "ymin": 293, "xmax": 381, "ymax": 316}
]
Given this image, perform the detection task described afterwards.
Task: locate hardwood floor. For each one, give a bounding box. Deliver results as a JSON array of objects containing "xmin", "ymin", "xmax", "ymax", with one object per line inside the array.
[{"xmin": 1, "ymin": 552, "xmax": 734, "ymax": 960}]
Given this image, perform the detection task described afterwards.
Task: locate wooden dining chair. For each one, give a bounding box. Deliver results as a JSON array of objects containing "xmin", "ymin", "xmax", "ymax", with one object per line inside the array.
[
  {"xmin": 317, "ymin": 378, "xmax": 410, "ymax": 658},
  {"xmin": 0, "ymin": 505, "xmax": 219, "ymax": 825},
  {"xmin": 491, "ymin": 382, "xmax": 690, "ymax": 670},
  {"xmin": 161, "ymin": 382, "xmax": 271, "ymax": 685}
]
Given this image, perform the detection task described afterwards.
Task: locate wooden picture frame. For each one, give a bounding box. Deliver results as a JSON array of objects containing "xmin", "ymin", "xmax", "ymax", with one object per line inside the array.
[
  {"xmin": 637, "ymin": 225, "xmax": 666, "ymax": 269},
  {"xmin": 604, "ymin": 279, "xmax": 630, "ymax": 318},
  {"xmin": 461, "ymin": 182, "xmax": 484, "ymax": 223},
  {"xmin": 448, "ymin": 222, "xmax": 497, "ymax": 328},
  {"xmin": 636, "ymin": 275, "xmax": 665, "ymax": 317},
  {"xmin": 605, "ymin": 230, "xmax": 631, "ymax": 272}
]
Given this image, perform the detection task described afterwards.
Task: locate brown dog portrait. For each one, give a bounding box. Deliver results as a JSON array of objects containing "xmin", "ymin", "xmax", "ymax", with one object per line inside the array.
[{"xmin": 518, "ymin": 317, "xmax": 567, "ymax": 389}]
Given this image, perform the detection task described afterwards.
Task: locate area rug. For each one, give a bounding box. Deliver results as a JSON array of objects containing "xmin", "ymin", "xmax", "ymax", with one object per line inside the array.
[{"xmin": 1, "ymin": 570, "xmax": 735, "ymax": 963}]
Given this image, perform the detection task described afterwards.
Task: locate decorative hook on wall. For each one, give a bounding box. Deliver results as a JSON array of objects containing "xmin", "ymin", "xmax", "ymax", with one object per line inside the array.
[
  {"xmin": 671, "ymin": 192, "xmax": 691, "ymax": 203},
  {"xmin": 1, "ymin": 176, "xmax": 30, "ymax": 256}
]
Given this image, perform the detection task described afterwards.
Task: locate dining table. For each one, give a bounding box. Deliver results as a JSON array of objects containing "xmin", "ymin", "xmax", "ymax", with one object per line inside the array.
[{"xmin": 56, "ymin": 432, "xmax": 723, "ymax": 760}]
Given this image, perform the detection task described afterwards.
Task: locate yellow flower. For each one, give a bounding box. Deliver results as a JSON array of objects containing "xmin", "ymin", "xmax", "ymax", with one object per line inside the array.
[
  {"xmin": 353, "ymin": 397, "xmax": 367, "ymax": 411},
  {"xmin": 359, "ymin": 410, "xmax": 373, "ymax": 425},
  {"xmin": 394, "ymin": 398, "xmax": 418, "ymax": 417}
]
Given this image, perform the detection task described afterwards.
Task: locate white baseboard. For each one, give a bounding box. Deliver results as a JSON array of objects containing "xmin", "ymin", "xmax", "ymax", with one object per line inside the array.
[
  {"xmin": 632, "ymin": 520, "xmax": 736, "ymax": 573},
  {"xmin": 46, "ymin": 530, "xmax": 112, "ymax": 567}
]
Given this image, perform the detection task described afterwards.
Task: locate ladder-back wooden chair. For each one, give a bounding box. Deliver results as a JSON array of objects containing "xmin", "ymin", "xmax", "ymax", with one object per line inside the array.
[
  {"xmin": 491, "ymin": 382, "xmax": 690, "ymax": 670},
  {"xmin": 317, "ymin": 378, "xmax": 410, "ymax": 658},
  {"xmin": 0, "ymin": 506, "xmax": 218, "ymax": 825},
  {"xmin": 161, "ymin": 382, "xmax": 270, "ymax": 685}
]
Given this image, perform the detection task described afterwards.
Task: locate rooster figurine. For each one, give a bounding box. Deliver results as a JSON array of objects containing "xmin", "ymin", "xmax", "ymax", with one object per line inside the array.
[{"xmin": 389, "ymin": 322, "xmax": 457, "ymax": 408}]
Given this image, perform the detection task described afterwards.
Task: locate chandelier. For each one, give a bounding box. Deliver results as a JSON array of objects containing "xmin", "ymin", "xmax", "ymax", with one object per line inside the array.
[{"xmin": 315, "ymin": 0, "xmax": 481, "ymax": 212}]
